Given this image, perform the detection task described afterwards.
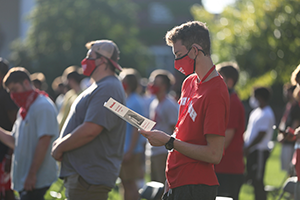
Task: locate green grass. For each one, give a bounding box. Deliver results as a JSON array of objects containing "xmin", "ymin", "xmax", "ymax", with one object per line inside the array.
[{"xmin": 44, "ymin": 142, "xmax": 288, "ymax": 200}]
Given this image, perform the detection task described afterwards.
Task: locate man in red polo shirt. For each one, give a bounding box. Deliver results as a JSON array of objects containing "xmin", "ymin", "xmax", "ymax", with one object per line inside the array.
[
  {"xmin": 140, "ymin": 21, "xmax": 230, "ymax": 200},
  {"xmin": 215, "ymin": 62, "xmax": 245, "ymax": 200}
]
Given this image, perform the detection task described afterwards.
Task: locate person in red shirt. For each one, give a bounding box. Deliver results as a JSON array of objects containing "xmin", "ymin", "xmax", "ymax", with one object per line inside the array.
[
  {"xmin": 215, "ymin": 62, "xmax": 245, "ymax": 200},
  {"xmin": 140, "ymin": 21, "xmax": 230, "ymax": 200}
]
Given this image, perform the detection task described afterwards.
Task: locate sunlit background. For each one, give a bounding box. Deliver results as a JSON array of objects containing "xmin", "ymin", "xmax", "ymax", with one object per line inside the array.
[{"xmin": 1, "ymin": 0, "xmax": 300, "ymax": 199}]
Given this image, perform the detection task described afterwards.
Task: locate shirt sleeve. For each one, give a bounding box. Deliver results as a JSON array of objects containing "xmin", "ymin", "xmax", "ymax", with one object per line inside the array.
[
  {"xmin": 84, "ymin": 90, "xmax": 122, "ymax": 132},
  {"xmin": 35, "ymin": 103, "xmax": 59, "ymax": 139},
  {"xmin": 203, "ymin": 92, "xmax": 229, "ymax": 137}
]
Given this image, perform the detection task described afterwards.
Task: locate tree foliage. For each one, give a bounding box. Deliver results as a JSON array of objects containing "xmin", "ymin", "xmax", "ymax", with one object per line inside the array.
[
  {"xmin": 10, "ymin": 0, "xmax": 150, "ymax": 93},
  {"xmin": 191, "ymin": 0, "xmax": 300, "ymax": 100}
]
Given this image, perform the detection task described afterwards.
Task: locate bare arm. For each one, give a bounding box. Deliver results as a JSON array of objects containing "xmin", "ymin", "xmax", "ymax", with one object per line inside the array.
[
  {"xmin": 282, "ymin": 120, "xmax": 300, "ymax": 142},
  {"xmin": 277, "ymin": 120, "xmax": 300, "ymax": 142},
  {"xmin": 224, "ymin": 129, "xmax": 235, "ymax": 149},
  {"xmin": 140, "ymin": 129, "xmax": 225, "ymax": 164},
  {"xmin": 123, "ymin": 127, "xmax": 140, "ymax": 162},
  {"xmin": 277, "ymin": 131, "xmax": 286, "ymax": 143},
  {"xmin": 173, "ymin": 134, "xmax": 225, "ymax": 164},
  {"xmin": 52, "ymin": 122, "xmax": 103, "ymax": 161},
  {"xmin": 0, "ymin": 127, "xmax": 15, "ymax": 149},
  {"xmin": 4, "ymin": 148, "xmax": 13, "ymax": 173},
  {"xmin": 244, "ymin": 131, "xmax": 266, "ymax": 155},
  {"xmin": 164, "ymin": 179, "xmax": 169, "ymax": 194},
  {"xmin": 295, "ymin": 126, "xmax": 300, "ymax": 139},
  {"xmin": 24, "ymin": 135, "xmax": 52, "ymax": 191}
]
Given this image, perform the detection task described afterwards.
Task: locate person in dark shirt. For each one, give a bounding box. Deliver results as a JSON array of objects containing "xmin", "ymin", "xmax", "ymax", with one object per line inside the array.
[{"xmin": 0, "ymin": 58, "xmax": 18, "ymax": 200}]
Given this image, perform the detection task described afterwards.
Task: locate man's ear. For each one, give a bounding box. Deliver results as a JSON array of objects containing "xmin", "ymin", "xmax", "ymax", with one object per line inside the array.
[
  {"xmin": 101, "ymin": 57, "xmax": 108, "ymax": 64},
  {"xmin": 192, "ymin": 43, "xmax": 201, "ymax": 50}
]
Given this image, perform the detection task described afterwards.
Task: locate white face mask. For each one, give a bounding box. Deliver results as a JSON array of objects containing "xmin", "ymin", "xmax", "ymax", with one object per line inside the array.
[{"xmin": 249, "ymin": 96, "xmax": 259, "ymax": 109}]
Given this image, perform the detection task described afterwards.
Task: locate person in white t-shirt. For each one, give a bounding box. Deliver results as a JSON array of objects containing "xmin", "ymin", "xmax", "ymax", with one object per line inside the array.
[
  {"xmin": 146, "ymin": 69, "xmax": 179, "ymax": 184},
  {"xmin": 244, "ymin": 87, "xmax": 275, "ymax": 200}
]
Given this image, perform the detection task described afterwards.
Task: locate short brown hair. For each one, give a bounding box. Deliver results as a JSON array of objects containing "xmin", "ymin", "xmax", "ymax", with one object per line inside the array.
[
  {"xmin": 3, "ymin": 67, "xmax": 31, "ymax": 89},
  {"xmin": 149, "ymin": 69, "xmax": 175, "ymax": 91},
  {"xmin": 119, "ymin": 68, "xmax": 140, "ymax": 93},
  {"xmin": 165, "ymin": 21, "xmax": 211, "ymax": 55},
  {"xmin": 216, "ymin": 62, "xmax": 240, "ymax": 86}
]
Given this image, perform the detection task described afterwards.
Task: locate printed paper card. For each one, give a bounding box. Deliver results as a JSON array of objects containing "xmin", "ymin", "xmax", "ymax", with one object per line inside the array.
[{"xmin": 104, "ymin": 97, "xmax": 156, "ymax": 131}]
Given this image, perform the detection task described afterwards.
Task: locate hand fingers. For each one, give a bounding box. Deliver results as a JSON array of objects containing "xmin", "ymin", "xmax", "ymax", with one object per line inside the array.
[{"xmin": 139, "ymin": 129, "xmax": 148, "ymax": 138}]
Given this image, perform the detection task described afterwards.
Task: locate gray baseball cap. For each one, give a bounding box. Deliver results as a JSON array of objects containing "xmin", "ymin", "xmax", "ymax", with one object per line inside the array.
[{"xmin": 89, "ymin": 40, "xmax": 122, "ymax": 71}]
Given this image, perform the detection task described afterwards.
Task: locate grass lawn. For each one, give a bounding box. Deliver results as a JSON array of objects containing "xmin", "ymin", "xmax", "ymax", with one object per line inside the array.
[{"xmin": 45, "ymin": 142, "xmax": 288, "ymax": 200}]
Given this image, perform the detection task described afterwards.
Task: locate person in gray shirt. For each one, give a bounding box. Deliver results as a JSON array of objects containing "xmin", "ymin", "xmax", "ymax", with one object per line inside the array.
[
  {"xmin": 0, "ymin": 67, "xmax": 58, "ymax": 200},
  {"xmin": 52, "ymin": 40, "xmax": 126, "ymax": 200}
]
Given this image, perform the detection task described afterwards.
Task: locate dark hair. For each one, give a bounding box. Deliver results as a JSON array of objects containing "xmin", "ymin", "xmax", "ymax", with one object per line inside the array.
[
  {"xmin": 165, "ymin": 21, "xmax": 211, "ymax": 55},
  {"xmin": 67, "ymin": 71, "xmax": 82, "ymax": 84},
  {"xmin": 216, "ymin": 62, "xmax": 239, "ymax": 86},
  {"xmin": 156, "ymin": 74, "xmax": 171, "ymax": 91},
  {"xmin": 254, "ymin": 87, "xmax": 271, "ymax": 102},
  {"xmin": 0, "ymin": 57, "xmax": 9, "ymax": 77},
  {"xmin": 32, "ymin": 79, "xmax": 42, "ymax": 89},
  {"xmin": 124, "ymin": 74, "xmax": 139, "ymax": 93},
  {"xmin": 3, "ymin": 67, "xmax": 31, "ymax": 89},
  {"xmin": 149, "ymin": 69, "xmax": 175, "ymax": 92}
]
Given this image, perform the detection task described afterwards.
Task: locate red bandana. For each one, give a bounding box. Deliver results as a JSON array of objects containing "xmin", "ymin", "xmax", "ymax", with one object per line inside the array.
[{"xmin": 10, "ymin": 89, "xmax": 48, "ymax": 119}]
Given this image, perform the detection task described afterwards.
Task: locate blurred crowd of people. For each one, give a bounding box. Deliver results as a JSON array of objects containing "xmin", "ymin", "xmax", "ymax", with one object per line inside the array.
[{"xmin": 0, "ymin": 20, "xmax": 299, "ymax": 200}]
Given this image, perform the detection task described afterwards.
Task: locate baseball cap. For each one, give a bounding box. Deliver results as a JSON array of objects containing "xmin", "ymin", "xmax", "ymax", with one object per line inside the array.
[{"xmin": 87, "ymin": 40, "xmax": 122, "ymax": 71}]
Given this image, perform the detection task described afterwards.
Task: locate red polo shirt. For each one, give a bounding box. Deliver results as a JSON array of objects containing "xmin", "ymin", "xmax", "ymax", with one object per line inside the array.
[{"xmin": 166, "ymin": 74, "xmax": 230, "ymax": 189}]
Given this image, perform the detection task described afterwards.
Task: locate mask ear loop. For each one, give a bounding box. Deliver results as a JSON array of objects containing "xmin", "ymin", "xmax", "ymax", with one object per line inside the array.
[
  {"xmin": 192, "ymin": 46, "xmax": 199, "ymax": 72},
  {"xmin": 192, "ymin": 46, "xmax": 206, "ymax": 72}
]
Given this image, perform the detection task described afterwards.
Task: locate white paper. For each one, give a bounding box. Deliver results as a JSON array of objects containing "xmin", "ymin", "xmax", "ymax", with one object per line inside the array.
[{"xmin": 104, "ymin": 97, "xmax": 156, "ymax": 131}]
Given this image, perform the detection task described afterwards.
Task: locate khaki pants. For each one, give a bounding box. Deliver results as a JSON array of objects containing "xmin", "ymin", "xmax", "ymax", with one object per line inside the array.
[{"xmin": 64, "ymin": 174, "xmax": 112, "ymax": 200}]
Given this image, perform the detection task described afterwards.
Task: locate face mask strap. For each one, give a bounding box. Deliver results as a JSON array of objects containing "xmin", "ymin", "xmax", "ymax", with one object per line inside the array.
[
  {"xmin": 198, "ymin": 49, "xmax": 206, "ymax": 56},
  {"xmin": 93, "ymin": 56, "xmax": 106, "ymax": 74},
  {"xmin": 175, "ymin": 48, "xmax": 192, "ymax": 61}
]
